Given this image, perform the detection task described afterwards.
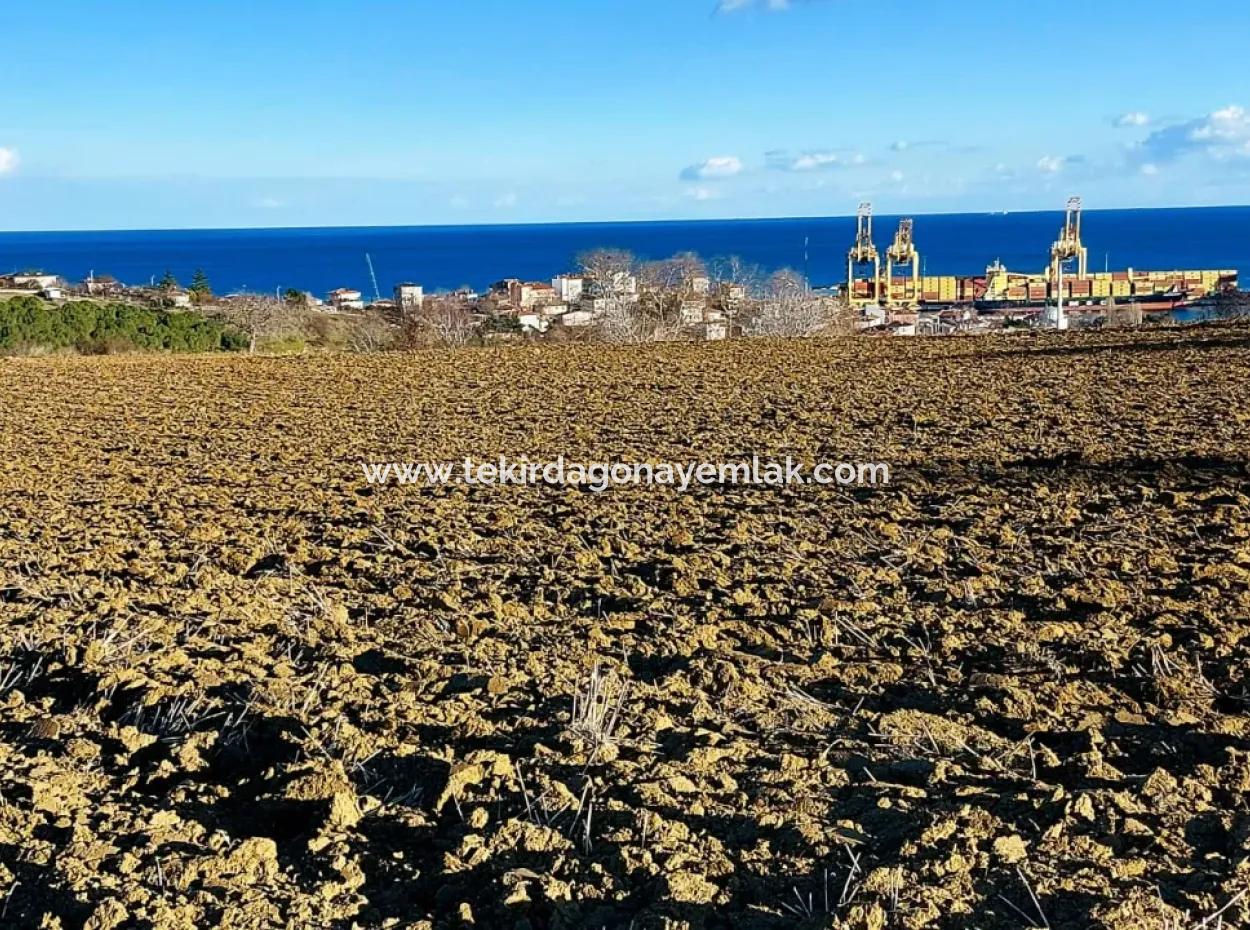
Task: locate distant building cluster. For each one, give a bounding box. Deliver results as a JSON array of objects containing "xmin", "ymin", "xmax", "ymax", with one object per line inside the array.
[
  {"xmin": 0, "ymin": 260, "xmax": 740, "ymax": 343},
  {"xmin": 6, "ymin": 220, "xmax": 1238, "ymax": 347},
  {"xmin": 464, "ymin": 269, "xmax": 742, "ymax": 341}
]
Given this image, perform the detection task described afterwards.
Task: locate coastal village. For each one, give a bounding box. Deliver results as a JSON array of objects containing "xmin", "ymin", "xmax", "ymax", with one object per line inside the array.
[
  {"xmin": 1, "ymin": 197, "xmax": 1243, "ymax": 346},
  {"xmin": 0, "ymin": 260, "xmax": 797, "ymax": 345}
]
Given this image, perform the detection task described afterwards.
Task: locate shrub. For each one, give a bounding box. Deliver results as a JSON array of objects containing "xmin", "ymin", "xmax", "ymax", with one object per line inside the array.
[{"xmin": 0, "ymin": 297, "xmax": 246, "ymax": 355}]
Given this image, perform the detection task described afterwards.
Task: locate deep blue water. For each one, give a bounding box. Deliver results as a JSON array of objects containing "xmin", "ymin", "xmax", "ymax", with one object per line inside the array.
[{"xmin": 1, "ymin": 206, "xmax": 1247, "ymax": 298}]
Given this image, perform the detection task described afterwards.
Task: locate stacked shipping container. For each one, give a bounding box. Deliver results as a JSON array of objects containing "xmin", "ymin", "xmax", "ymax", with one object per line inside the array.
[{"xmin": 848, "ymin": 269, "xmax": 1235, "ymax": 306}]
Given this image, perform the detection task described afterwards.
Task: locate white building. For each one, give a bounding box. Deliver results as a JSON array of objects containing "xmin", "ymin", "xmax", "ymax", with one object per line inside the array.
[
  {"xmin": 10, "ymin": 273, "xmax": 59, "ymax": 290},
  {"xmin": 558, "ymin": 309, "xmax": 596, "ymax": 327},
  {"xmin": 679, "ymin": 299, "xmax": 709, "ymax": 326},
  {"xmin": 327, "ymin": 288, "xmax": 365, "ymax": 312},
  {"xmin": 394, "ymin": 283, "xmax": 424, "ymax": 313},
  {"xmin": 612, "ymin": 272, "xmax": 639, "ymax": 296},
  {"xmin": 552, "ymin": 274, "xmax": 585, "ymax": 303},
  {"xmin": 517, "ymin": 313, "xmax": 550, "ymax": 334}
]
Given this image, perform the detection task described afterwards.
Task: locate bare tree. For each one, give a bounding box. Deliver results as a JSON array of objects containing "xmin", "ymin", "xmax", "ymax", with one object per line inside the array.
[
  {"xmin": 636, "ymin": 252, "xmax": 708, "ymax": 323},
  {"xmin": 744, "ymin": 271, "xmax": 848, "ymax": 338},
  {"xmin": 594, "ymin": 302, "xmax": 682, "ymax": 344},
  {"xmin": 710, "ymin": 255, "xmax": 764, "ymax": 334},
  {"xmin": 637, "ymin": 259, "xmax": 682, "ymax": 297},
  {"xmin": 766, "ymin": 267, "xmax": 807, "ymax": 297},
  {"xmin": 210, "ymin": 294, "xmax": 302, "ymax": 354},
  {"xmin": 595, "ymin": 303, "xmax": 650, "ymax": 344},
  {"xmin": 577, "ymin": 248, "xmax": 636, "ymax": 298},
  {"xmin": 639, "ymin": 252, "xmax": 706, "ymax": 293},
  {"xmin": 402, "ymin": 300, "xmax": 477, "ymax": 348},
  {"xmin": 710, "ymin": 255, "xmax": 763, "ymax": 298},
  {"xmin": 346, "ymin": 312, "xmax": 397, "ymax": 352}
]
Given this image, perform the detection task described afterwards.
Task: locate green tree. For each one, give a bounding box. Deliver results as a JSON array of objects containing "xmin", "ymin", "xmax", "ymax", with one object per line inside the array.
[
  {"xmin": 189, "ymin": 268, "xmax": 212, "ymax": 302},
  {"xmin": 0, "ymin": 296, "xmax": 247, "ymax": 355},
  {"xmin": 158, "ymin": 269, "xmax": 179, "ymax": 292}
]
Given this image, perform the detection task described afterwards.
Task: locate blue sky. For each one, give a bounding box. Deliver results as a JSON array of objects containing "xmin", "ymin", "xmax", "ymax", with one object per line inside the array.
[{"xmin": 1, "ymin": 0, "xmax": 1247, "ymax": 230}]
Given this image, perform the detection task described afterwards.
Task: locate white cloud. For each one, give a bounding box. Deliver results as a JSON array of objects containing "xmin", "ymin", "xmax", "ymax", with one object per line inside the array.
[
  {"xmin": 1114, "ymin": 111, "xmax": 1150, "ymax": 128},
  {"xmin": 890, "ymin": 141, "xmax": 908, "ymax": 152},
  {"xmin": 1191, "ymin": 105, "xmax": 1249, "ymax": 146},
  {"xmin": 1137, "ymin": 104, "xmax": 1250, "ymax": 163},
  {"xmin": 0, "ymin": 147, "xmax": 19, "ymax": 175},
  {"xmin": 493, "ymin": 192, "xmax": 518, "ymax": 209},
  {"xmin": 680, "ymin": 155, "xmax": 743, "ymax": 180},
  {"xmin": 767, "ymin": 150, "xmax": 861, "ymax": 172},
  {"xmin": 791, "ymin": 152, "xmax": 842, "ymax": 171},
  {"xmin": 253, "ymin": 196, "xmax": 284, "ymax": 209},
  {"xmin": 716, "ymin": 0, "xmax": 793, "ymax": 12},
  {"xmin": 1141, "ymin": 163, "xmax": 1159, "ymax": 176},
  {"xmin": 684, "ymin": 186, "xmax": 722, "ymax": 201},
  {"xmin": 889, "ymin": 170, "xmax": 905, "ymax": 182},
  {"xmin": 1037, "ymin": 155, "xmax": 1066, "ymax": 174}
]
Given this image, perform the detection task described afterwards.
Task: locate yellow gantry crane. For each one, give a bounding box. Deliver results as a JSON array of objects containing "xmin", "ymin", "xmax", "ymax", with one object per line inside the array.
[
  {"xmin": 846, "ymin": 202, "xmax": 881, "ymax": 306},
  {"xmin": 1049, "ymin": 196, "xmax": 1089, "ymax": 282},
  {"xmin": 884, "ymin": 218, "xmax": 921, "ymax": 307}
]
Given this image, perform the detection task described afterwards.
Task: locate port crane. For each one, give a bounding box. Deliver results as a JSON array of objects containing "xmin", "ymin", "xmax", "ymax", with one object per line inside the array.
[
  {"xmin": 365, "ymin": 253, "xmax": 382, "ymax": 304},
  {"xmin": 884, "ymin": 218, "xmax": 921, "ymax": 307},
  {"xmin": 1048, "ymin": 196, "xmax": 1088, "ymax": 283},
  {"xmin": 846, "ymin": 202, "xmax": 881, "ymax": 307}
]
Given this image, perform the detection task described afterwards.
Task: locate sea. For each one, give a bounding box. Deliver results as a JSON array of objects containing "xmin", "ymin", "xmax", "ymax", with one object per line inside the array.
[{"xmin": 0, "ymin": 206, "xmax": 1247, "ymax": 299}]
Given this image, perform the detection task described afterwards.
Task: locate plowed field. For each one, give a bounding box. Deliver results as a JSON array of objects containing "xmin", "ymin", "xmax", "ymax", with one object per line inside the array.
[{"xmin": 1, "ymin": 325, "xmax": 1249, "ymax": 929}]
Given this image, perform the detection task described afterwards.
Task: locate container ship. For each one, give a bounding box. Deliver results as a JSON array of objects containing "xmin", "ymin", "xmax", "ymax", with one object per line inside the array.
[{"xmin": 844, "ymin": 198, "xmax": 1239, "ymax": 317}]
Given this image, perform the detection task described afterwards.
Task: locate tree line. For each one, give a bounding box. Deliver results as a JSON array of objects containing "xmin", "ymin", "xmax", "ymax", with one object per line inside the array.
[{"xmin": 0, "ymin": 295, "xmax": 248, "ymax": 355}]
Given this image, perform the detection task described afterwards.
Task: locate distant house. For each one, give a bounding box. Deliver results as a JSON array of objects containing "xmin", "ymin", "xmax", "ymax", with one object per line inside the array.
[
  {"xmin": 40, "ymin": 286, "xmax": 65, "ymax": 301},
  {"xmin": 9, "ymin": 273, "xmax": 59, "ymax": 290},
  {"xmin": 327, "ymin": 288, "xmax": 365, "ymax": 312},
  {"xmin": 489, "ymin": 278, "xmax": 520, "ymax": 305},
  {"xmin": 509, "ymin": 280, "xmax": 559, "ymax": 310},
  {"xmin": 517, "ymin": 312, "xmax": 550, "ymax": 334},
  {"xmin": 558, "ymin": 309, "xmax": 596, "ymax": 327},
  {"xmin": 585, "ymin": 296, "xmax": 638, "ymax": 316},
  {"xmin": 85, "ymin": 274, "xmax": 123, "ymax": 297},
  {"xmin": 679, "ymin": 299, "xmax": 710, "ymax": 326},
  {"xmin": 552, "ymin": 274, "xmax": 585, "ymax": 304},
  {"xmin": 394, "ymin": 283, "xmax": 424, "ymax": 314},
  {"xmin": 167, "ymin": 290, "xmax": 192, "ymax": 308}
]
